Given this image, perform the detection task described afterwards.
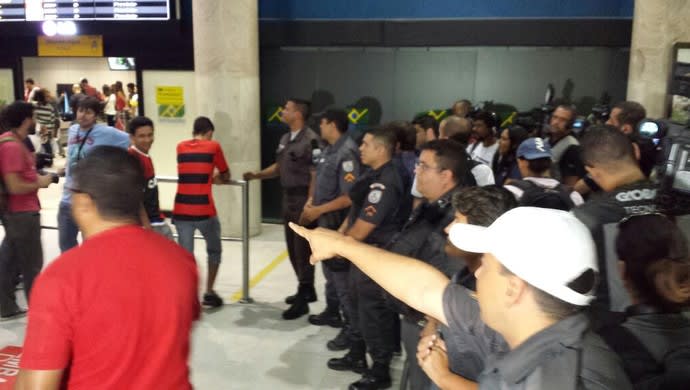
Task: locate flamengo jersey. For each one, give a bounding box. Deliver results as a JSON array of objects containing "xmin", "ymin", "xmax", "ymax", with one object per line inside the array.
[
  {"xmin": 129, "ymin": 146, "xmax": 164, "ymax": 223},
  {"xmin": 173, "ymin": 139, "xmax": 229, "ymax": 220}
]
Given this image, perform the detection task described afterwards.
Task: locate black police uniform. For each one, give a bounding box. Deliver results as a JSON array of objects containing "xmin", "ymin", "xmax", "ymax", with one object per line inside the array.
[
  {"xmin": 276, "ymin": 127, "xmax": 320, "ymax": 307},
  {"xmin": 384, "ymin": 187, "xmax": 464, "ymax": 390},
  {"xmin": 344, "ymin": 160, "xmax": 410, "ymax": 386}
]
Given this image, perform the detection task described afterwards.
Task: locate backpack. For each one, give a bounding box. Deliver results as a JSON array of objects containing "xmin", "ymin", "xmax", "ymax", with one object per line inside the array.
[
  {"xmin": 510, "ymin": 179, "xmax": 575, "ymax": 211},
  {"xmin": 599, "ymin": 321, "xmax": 690, "ymax": 389},
  {"xmin": 0, "ymin": 135, "xmax": 18, "ymax": 216},
  {"xmin": 465, "ymin": 157, "xmax": 479, "ymax": 186}
]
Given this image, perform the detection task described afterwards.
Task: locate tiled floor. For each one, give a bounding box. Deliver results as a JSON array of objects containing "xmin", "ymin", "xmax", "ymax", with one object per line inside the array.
[{"xmin": 0, "ymin": 158, "xmax": 404, "ymax": 389}]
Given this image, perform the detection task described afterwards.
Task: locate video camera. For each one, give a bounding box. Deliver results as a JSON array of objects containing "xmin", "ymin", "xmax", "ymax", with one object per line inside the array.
[{"xmin": 653, "ymin": 119, "xmax": 690, "ymax": 214}]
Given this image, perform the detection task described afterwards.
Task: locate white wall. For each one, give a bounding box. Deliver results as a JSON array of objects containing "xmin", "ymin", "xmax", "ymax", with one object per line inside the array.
[
  {"xmin": 141, "ymin": 70, "xmax": 198, "ymax": 212},
  {"xmin": 22, "ymin": 57, "xmax": 135, "ymax": 97},
  {"xmin": 0, "ymin": 69, "xmax": 14, "ymax": 106}
]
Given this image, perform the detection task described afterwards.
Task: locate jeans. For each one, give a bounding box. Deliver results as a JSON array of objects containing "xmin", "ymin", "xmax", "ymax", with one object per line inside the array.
[
  {"xmin": 58, "ymin": 202, "xmax": 80, "ymax": 252},
  {"xmin": 0, "ymin": 212, "xmax": 43, "ymax": 316},
  {"xmin": 152, "ymin": 222, "xmax": 174, "ymax": 241},
  {"xmin": 174, "ymin": 217, "xmax": 222, "ymax": 265}
]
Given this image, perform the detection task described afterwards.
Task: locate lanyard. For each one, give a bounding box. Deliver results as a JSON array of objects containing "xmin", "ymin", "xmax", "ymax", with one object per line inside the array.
[{"xmin": 76, "ymin": 127, "xmax": 94, "ymax": 161}]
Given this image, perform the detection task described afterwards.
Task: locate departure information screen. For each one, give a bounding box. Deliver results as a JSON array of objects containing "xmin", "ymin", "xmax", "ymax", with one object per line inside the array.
[{"xmin": 0, "ymin": 1, "xmax": 170, "ymax": 21}]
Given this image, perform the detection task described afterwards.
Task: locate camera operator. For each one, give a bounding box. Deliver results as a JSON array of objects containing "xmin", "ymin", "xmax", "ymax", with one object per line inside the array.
[
  {"xmin": 607, "ymin": 101, "xmax": 657, "ymax": 177},
  {"xmin": 0, "ymin": 101, "xmax": 56, "ymax": 321},
  {"xmin": 576, "ymin": 101, "xmax": 657, "ymax": 196},
  {"xmin": 572, "ymin": 125, "xmax": 659, "ymax": 320},
  {"xmin": 544, "ymin": 104, "xmax": 585, "ymax": 186}
]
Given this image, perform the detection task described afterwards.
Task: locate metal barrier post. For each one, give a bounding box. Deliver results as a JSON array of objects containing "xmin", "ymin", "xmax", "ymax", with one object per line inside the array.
[
  {"xmin": 157, "ymin": 176, "xmax": 253, "ymax": 303},
  {"xmin": 238, "ymin": 180, "xmax": 253, "ymax": 303}
]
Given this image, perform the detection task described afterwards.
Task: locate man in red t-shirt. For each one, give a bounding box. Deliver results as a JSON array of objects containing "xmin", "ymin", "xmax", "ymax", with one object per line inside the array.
[
  {"xmin": 127, "ymin": 116, "xmax": 173, "ymax": 239},
  {"xmin": 173, "ymin": 116, "xmax": 231, "ymax": 308},
  {"xmin": 0, "ymin": 101, "xmax": 55, "ymax": 321},
  {"xmin": 16, "ymin": 146, "xmax": 199, "ymax": 390}
]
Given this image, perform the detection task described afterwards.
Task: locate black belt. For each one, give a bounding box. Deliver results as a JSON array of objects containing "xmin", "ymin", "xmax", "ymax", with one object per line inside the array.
[{"xmin": 284, "ymin": 186, "xmax": 309, "ymax": 196}]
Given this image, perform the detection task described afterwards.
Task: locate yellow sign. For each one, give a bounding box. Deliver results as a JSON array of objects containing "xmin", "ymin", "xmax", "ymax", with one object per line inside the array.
[
  {"xmin": 156, "ymin": 86, "xmax": 184, "ymax": 105},
  {"xmin": 37, "ymin": 35, "xmax": 103, "ymax": 57}
]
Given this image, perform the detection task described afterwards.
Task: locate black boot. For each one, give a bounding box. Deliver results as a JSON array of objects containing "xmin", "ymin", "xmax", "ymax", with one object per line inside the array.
[
  {"xmin": 285, "ymin": 284, "xmax": 317, "ymax": 304},
  {"xmin": 327, "ymin": 327, "xmax": 351, "ymax": 351},
  {"xmin": 308, "ymin": 306, "xmax": 343, "ymax": 328},
  {"xmin": 348, "ymin": 362, "xmax": 391, "ymax": 390},
  {"xmin": 328, "ymin": 342, "xmax": 367, "ymax": 373},
  {"xmin": 282, "ymin": 295, "xmax": 309, "ymax": 320}
]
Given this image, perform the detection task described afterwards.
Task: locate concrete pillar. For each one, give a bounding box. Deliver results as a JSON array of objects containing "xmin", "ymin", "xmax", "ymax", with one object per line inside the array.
[
  {"xmin": 628, "ymin": 0, "xmax": 690, "ymax": 117},
  {"xmin": 192, "ymin": 0, "xmax": 262, "ymax": 236}
]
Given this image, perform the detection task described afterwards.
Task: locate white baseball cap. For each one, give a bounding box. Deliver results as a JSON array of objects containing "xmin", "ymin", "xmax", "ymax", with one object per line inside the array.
[{"xmin": 448, "ymin": 207, "xmax": 597, "ymax": 306}]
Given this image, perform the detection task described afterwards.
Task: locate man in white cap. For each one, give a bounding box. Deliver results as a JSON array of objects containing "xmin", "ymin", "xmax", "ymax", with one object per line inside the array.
[{"xmin": 290, "ymin": 207, "xmax": 631, "ymax": 389}]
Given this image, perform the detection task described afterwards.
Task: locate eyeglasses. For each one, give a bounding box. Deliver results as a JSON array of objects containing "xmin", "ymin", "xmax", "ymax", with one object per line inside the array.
[{"xmin": 415, "ymin": 161, "xmax": 443, "ymax": 172}]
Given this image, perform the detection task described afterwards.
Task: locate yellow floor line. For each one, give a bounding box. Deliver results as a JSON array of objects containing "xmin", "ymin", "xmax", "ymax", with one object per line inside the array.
[{"xmin": 229, "ymin": 250, "xmax": 289, "ymax": 302}]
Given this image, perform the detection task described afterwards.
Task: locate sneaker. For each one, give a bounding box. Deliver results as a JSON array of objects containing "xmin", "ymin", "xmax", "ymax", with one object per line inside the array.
[
  {"xmin": 0, "ymin": 309, "xmax": 27, "ymax": 322},
  {"xmin": 202, "ymin": 292, "xmax": 224, "ymax": 308}
]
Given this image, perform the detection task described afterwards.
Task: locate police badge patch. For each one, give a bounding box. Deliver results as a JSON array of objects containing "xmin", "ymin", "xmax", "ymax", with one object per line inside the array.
[
  {"xmin": 368, "ymin": 190, "xmax": 382, "ymax": 204},
  {"xmin": 342, "ymin": 160, "xmax": 354, "ymax": 172}
]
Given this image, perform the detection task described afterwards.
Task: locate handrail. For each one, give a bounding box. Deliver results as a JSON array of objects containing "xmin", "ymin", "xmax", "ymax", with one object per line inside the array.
[{"xmin": 157, "ymin": 175, "xmax": 253, "ymax": 304}]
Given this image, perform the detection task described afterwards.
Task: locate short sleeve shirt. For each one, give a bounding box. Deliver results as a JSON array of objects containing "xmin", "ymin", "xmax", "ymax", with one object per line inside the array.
[
  {"xmin": 477, "ymin": 313, "xmax": 632, "ymax": 389},
  {"xmin": 313, "ymin": 135, "xmax": 360, "ymax": 205},
  {"xmin": 442, "ymin": 283, "xmax": 508, "ymax": 380},
  {"xmin": 173, "ymin": 139, "xmax": 230, "ymax": 220},
  {"xmin": 276, "ymin": 127, "xmax": 320, "ymax": 188},
  {"xmin": 467, "ymin": 142, "xmax": 499, "ymax": 166},
  {"xmin": 129, "ymin": 146, "xmax": 163, "ymax": 223},
  {"xmin": 348, "ymin": 161, "xmax": 406, "ymax": 246},
  {"xmin": 20, "ymin": 226, "xmax": 199, "ymax": 390},
  {"xmin": 0, "ymin": 132, "xmax": 39, "ymax": 212},
  {"xmin": 61, "ymin": 124, "xmax": 130, "ymax": 204}
]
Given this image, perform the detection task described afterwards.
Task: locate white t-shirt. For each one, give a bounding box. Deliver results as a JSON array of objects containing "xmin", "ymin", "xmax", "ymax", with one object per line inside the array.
[
  {"xmin": 467, "ymin": 142, "xmax": 499, "ymax": 166},
  {"xmin": 104, "ymin": 94, "xmax": 117, "ymax": 115}
]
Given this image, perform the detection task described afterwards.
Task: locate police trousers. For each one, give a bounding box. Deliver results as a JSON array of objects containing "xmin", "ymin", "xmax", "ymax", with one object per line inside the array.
[
  {"xmin": 282, "ymin": 189, "xmax": 315, "ymax": 288},
  {"xmin": 349, "ymin": 266, "xmax": 396, "ymax": 365}
]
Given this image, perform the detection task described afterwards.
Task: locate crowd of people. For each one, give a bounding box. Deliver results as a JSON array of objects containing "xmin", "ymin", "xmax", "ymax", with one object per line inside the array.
[
  {"xmin": 20, "ymin": 77, "xmax": 140, "ymax": 159},
  {"xmin": 0, "ymin": 92, "xmax": 689, "ymax": 389},
  {"xmin": 244, "ymin": 98, "xmax": 690, "ymax": 390}
]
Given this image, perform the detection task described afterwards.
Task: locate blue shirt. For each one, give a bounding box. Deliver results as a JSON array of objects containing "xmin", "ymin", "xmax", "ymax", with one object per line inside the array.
[
  {"xmin": 313, "ymin": 135, "xmax": 360, "ymax": 205},
  {"xmin": 61, "ymin": 123, "xmax": 130, "ymax": 204}
]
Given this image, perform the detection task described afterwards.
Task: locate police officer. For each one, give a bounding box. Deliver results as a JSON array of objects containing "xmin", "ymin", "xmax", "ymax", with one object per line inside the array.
[
  {"xmin": 298, "ymin": 109, "xmax": 360, "ymax": 340},
  {"xmin": 243, "ymin": 98, "xmax": 320, "ymax": 320},
  {"xmin": 327, "ymin": 127, "xmax": 411, "ymax": 390},
  {"xmin": 384, "ymin": 139, "xmax": 471, "ymax": 390}
]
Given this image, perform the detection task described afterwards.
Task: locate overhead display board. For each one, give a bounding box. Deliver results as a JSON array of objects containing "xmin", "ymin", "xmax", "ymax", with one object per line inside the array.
[{"xmin": 0, "ymin": 0, "xmax": 170, "ymax": 21}]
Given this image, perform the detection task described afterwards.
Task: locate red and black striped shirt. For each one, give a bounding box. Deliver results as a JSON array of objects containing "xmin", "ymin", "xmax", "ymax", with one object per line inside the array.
[{"xmin": 173, "ymin": 139, "xmax": 229, "ymax": 220}]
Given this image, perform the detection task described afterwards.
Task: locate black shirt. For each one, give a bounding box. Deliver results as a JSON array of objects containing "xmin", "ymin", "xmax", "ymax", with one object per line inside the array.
[
  {"xmin": 573, "ymin": 180, "xmax": 659, "ymax": 314},
  {"xmin": 348, "ymin": 160, "xmax": 409, "ymax": 246}
]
